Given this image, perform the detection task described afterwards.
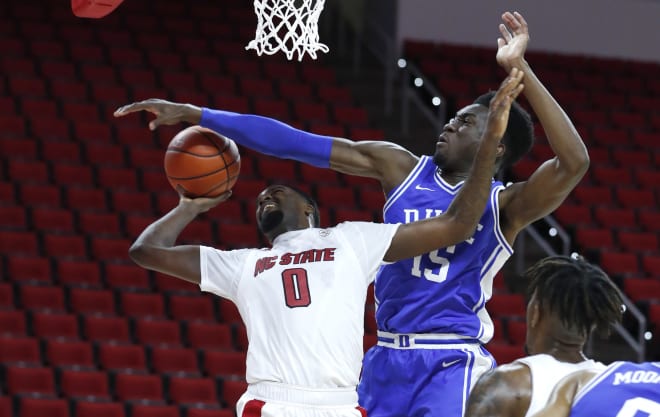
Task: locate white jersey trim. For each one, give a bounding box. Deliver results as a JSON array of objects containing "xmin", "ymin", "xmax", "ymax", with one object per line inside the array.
[
  {"xmin": 573, "ymin": 361, "xmax": 625, "ymax": 406},
  {"xmin": 383, "ymin": 156, "xmax": 430, "ymax": 214},
  {"xmin": 491, "ymin": 185, "xmax": 514, "ymax": 255}
]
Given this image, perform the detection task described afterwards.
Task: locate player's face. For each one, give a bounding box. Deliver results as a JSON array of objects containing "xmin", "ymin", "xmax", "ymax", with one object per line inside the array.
[
  {"xmin": 255, "ymin": 185, "xmax": 307, "ymax": 235},
  {"xmin": 433, "ymin": 104, "xmax": 489, "ymax": 172}
]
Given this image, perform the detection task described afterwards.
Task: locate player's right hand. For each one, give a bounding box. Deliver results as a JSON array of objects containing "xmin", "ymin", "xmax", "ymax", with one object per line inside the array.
[
  {"xmin": 485, "ymin": 67, "xmax": 525, "ymax": 140},
  {"xmin": 113, "ymin": 99, "xmax": 202, "ymax": 131},
  {"xmin": 178, "ymin": 189, "xmax": 232, "ymax": 214}
]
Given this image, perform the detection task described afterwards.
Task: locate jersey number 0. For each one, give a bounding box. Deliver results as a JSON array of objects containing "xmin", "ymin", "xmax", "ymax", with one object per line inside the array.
[{"xmin": 281, "ymin": 268, "xmax": 311, "ymax": 308}]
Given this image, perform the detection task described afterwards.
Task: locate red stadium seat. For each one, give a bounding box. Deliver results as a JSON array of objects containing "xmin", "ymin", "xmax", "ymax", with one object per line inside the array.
[
  {"xmin": 616, "ymin": 189, "xmax": 656, "ymax": 209},
  {"xmin": 594, "ymin": 208, "xmax": 637, "ymax": 230},
  {"xmin": 19, "ymin": 184, "xmax": 61, "ymax": 208},
  {"xmin": 79, "ymin": 212, "xmax": 121, "ymax": 237},
  {"xmin": 52, "ymin": 164, "xmax": 94, "ymax": 187},
  {"xmin": 154, "ymin": 273, "xmax": 198, "ymax": 293},
  {"xmin": 60, "ymin": 370, "xmax": 110, "ymax": 399},
  {"xmin": 83, "ymin": 316, "xmax": 131, "ymax": 343},
  {"xmin": 600, "ymin": 252, "xmax": 640, "ymax": 276},
  {"xmin": 98, "ymin": 344, "xmax": 147, "ymax": 371},
  {"xmin": 506, "ymin": 320, "xmax": 527, "ymax": 345},
  {"xmin": 114, "ymin": 373, "xmax": 164, "ymax": 402},
  {"xmin": 120, "ymin": 293, "xmax": 166, "ymax": 318},
  {"xmin": 167, "ymin": 376, "xmax": 218, "ymax": 404},
  {"xmin": 618, "ymin": 232, "xmax": 658, "ymax": 252},
  {"xmin": 17, "ymin": 398, "xmax": 68, "ymax": 417},
  {"xmin": 57, "ymin": 260, "xmax": 102, "ymax": 287},
  {"xmin": 217, "ymin": 224, "xmax": 261, "ymax": 249},
  {"xmin": 294, "ymin": 102, "xmax": 328, "ymax": 122},
  {"xmin": 186, "ymin": 408, "xmax": 235, "ymax": 417},
  {"xmin": 0, "ymin": 337, "xmax": 40, "ymax": 364},
  {"xmin": 486, "ymin": 343, "xmax": 524, "ymax": 365},
  {"xmin": 572, "ymin": 186, "xmax": 613, "ymax": 206},
  {"xmin": 203, "ymin": 351, "xmax": 247, "ymax": 377},
  {"xmin": 186, "ymin": 322, "xmax": 233, "ymax": 351},
  {"xmin": 487, "ymin": 294, "xmax": 526, "ymax": 319},
  {"xmin": 20, "ymin": 285, "xmax": 66, "ymax": 311},
  {"xmin": 134, "ymin": 319, "xmax": 182, "ymax": 346},
  {"xmin": 168, "ymin": 295, "xmax": 216, "ymax": 321},
  {"xmin": 69, "ymin": 288, "xmax": 116, "ymax": 315},
  {"xmin": 623, "ymin": 278, "xmax": 660, "ymax": 302},
  {"xmin": 43, "ymin": 235, "xmax": 88, "ymax": 259},
  {"xmin": 111, "ymin": 190, "xmax": 153, "ymax": 215},
  {"xmin": 7, "ymin": 256, "xmax": 51, "ymax": 283},
  {"xmin": 97, "ymin": 167, "xmax": 139, "ymax": 190},
  {"xmin": 256, "ymin": 158, "xmax": 298, "ymax": 181},
  {"xmin": 6, "ymin": 366, "xmax": 56, "ymax": 395},
  {"xmin": 41, "ymin": 141, "xmax": 81, "ymax": 163},
  {"xmin": 151, "ymin": 347, "xmax": 200, "ymax": 374},
  {"xmin": 90, "ymin": 238, "xmax": 131, "ymax": 262},
  {"xmin": 105, "ymin": 264, "xmax": 151, "ymax": 290},
  {"xmin": 31, "ymin": 207, "xmax": 74, "ymax": 233},
  {"xmin": 65, "ymin": 188, "xmax": 108, "ymax": 211},
  {"xmin": 45, "ymin": 340, "xmax": 94, "ymax": 368},
  {"xmin": 592, "ymin": 167, "xmax": 632, "ymax": 186},
  {"xmin": 553, "ymin": 204, "xmax": 593, "ymax": 227},
  {"xmin": 221, "ymin": 379, "xmax": 248, "ymax": 409},
  {"xmin": 638, "ymin": 211, "xmax": 660, "ymax": 232},
  {"xmin": 75, "ymin": 402, "xmax": 126, "ymax": 417},
  {"xmin": 9, "ymin": 160, "xmax": 48, "ymax": 184},
  {"xmin": 85, "ymin": 143, "xmax": 126, "ymax": 167},
  {"xmin": 333, "ymin": 106, "xmax": 369, "ymax": 126},
  {"xmin": 0, "ymin": 310, "xmax": 26, "ymax": 336},
  {"xmin": 642, "ymin": 256, "xmax": 660, "ymax": 277},
  {"xmin": 131, "ymin": 405, "xmax": 180, "ymax": 417},
  {"xmin": 217, "ymin": 299, "xmax": 242, "ymax": 325},
  {"xmin": 315, "ymin": 186, "xmax": 356, "ymax": 208},
  {"xmin": 32, "ymin": 312, "xmax": 80, "ymax": 339},
  {"xmin": 575, "ymin": 228, "xmax": 615, "ymax": 250}
]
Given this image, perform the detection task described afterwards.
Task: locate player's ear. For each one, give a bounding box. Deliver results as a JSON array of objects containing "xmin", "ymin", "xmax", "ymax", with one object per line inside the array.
[
  {"xmin": 529, "ymin": 300, "xmax": 540, "ymax": 329},
  {"xmin": 496, "ymin": 142, "xmax": 506, "ymax": 159}
]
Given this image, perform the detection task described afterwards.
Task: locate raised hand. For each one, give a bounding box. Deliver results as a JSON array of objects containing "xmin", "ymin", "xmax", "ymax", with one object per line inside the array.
[
  {"xmin": 496, "ymin": 11, "xmax": 530, "ymax": 72},
  {"xmin": 178, "ymin": 189, "xmax": 233, "ymax": 214},
  {"xmin": 113, "ymin": 99, "xmax": 202, "ymax": 131},
  {"xmin": 485, "ymin": 67, "xmax": 525, "ymax": 140}
]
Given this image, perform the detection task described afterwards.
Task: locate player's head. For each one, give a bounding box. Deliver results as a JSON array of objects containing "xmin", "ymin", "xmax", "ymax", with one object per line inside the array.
[
  {"xmin": 433, "ymin": 92, "xmax": 534, "ymax": 175},
  {"xmin": 523, "ymin": 255, "xmax": 623, "ymax": 355},
  {"xmin": 255, "ymin": 184, "xmax": 320, "ymax": 241}
]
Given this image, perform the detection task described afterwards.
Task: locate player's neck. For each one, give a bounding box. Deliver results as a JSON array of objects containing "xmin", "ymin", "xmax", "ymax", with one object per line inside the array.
[
  {"xmin": 542, "ymin": 340, "xmax": 588, "ymax": 363},
  {"xmin": 437, "ymin": 167, "xmax": 469, "ymax": 186}
]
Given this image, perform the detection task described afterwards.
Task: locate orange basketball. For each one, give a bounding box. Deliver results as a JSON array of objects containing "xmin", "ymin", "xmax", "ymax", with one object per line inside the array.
[{"xmin": 164, "ymin": 126, "xmax": 241, "ymax": 198}]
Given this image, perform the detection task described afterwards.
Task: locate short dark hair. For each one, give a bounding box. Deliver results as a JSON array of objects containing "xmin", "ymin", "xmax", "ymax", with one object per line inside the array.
[
  {"xmin": 473, "ymin": 91, "xmax": 534, "ymax": 170},
  {"xmin": 525, "ymin": 255, "xmax": 623, "ymax": 337},
  {"xmin": 287, "ymin": 185, "xmax": 321, "ymax": 227}
]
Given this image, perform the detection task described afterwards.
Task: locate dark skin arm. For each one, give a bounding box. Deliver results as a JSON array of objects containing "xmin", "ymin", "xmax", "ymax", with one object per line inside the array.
[
  {"xmin": 495, "ymin": 12, "xmax": 590, "ymax": 244},
  {"xmin": 128, "ymin": 192, "xmax": 232, "ymax": 285},
  {"xmin": 466, "ymin": 363, "xmax": 532, "ymax": 417},
  {"xmin": 384, "ymin": 69, "xmax": 524, "ymax": 262}
]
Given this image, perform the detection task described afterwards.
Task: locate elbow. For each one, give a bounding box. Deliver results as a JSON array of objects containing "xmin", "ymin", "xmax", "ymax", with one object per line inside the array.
[
  {"xmin": 128, "ymin": 242, "xmax": 154, "ymax": 269},
  {"xmin": 448, "ymin": 213, "xmax": 479, "ymax": 243}
]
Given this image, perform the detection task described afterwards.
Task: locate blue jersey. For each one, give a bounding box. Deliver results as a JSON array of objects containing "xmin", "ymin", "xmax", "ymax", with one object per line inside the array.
[
  {"xmin": 375, "ymin": 155, "xmax": 512, "ymax": 341},
  {"xmin": 570, "ymin": 361, "xmax": 660, "ymax": 417}
]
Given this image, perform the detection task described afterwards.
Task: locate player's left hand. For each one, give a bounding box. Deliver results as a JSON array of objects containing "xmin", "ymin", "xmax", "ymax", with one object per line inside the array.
[
  {"xmin": 496, "ymin": 11, "xmax": 530, "ymax": 72},
  {"xmin": 178, "ymin": 188, "xmax": 232, "ymax": 214}
]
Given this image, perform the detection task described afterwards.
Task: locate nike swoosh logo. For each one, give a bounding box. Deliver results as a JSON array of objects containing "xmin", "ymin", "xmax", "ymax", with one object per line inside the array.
[
  {"xmin": 415, "ymin": 185, "xmax": 434, "ymax": 191},
  {"xmin": 442, "ymin": 359, "xmax": 461, "ymax": 368}
]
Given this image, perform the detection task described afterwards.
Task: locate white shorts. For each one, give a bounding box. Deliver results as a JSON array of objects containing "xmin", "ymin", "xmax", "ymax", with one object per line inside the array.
[{"xmin": 236, "ymin": 382, "xmax": 366, "ymax": 417}]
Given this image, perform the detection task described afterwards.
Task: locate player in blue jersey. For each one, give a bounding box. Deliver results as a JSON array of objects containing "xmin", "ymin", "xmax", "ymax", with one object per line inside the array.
[
  {"xmin": 115, "ymin": 11, "xmax": 589, "ymax": 417},
  {"xmin": 465, "ymin": 255, "xmax": 624, "ymax": 417},
  {"xmin": 530, "ymin": 361, "xmax": 660, "ymax": 417}
]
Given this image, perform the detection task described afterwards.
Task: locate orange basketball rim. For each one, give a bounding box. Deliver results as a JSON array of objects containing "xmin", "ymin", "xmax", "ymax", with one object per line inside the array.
[{"xmin": 71, "ymin": 0, "xmax": 125, "ymax": 18}]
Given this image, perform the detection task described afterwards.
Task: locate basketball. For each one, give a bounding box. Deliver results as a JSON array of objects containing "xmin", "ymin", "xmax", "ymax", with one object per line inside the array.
[{"xmin": 164, "ymin": 126, "xmax": 241, "ymax": 198}]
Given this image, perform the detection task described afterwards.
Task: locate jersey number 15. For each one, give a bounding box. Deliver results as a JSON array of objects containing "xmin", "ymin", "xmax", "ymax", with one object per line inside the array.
[{"xmin": 411, "ymin": 250, "xmax": 451, "ymax": 283}]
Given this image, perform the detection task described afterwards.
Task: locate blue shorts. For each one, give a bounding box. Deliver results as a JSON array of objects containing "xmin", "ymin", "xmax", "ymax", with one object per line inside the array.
[{"xmin": 357, "ymin": 336, "xmax": 495, "ymax": 417}]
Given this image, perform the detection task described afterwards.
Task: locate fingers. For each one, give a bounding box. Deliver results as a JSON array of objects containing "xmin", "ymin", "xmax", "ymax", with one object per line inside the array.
[
  {"xmin": 497, "ymin": 38, "xmax": 506, "ymax": 49},
  {"xmin": 212, "ymin": 190, "xmax": 233, "ymax": 203},
  {"xmin": 492, "ymin": 68, "xmax": 524, "ymax": 106},
  {"xmin": 502, "ymin": 11, "xmax": 528, "ymax": 34},
  {"xmin": 498, "ymin": 24, "xmax": 512, "ymax": 42},
  {"xmin": 114, "ymin": 100, "xmax": 155, "ymax": 117}
]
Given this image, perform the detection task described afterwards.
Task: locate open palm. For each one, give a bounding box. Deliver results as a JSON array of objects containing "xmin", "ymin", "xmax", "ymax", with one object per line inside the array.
[{"xmin": 496, "ymin": 11, "xmax": 530, "ymax": 72}]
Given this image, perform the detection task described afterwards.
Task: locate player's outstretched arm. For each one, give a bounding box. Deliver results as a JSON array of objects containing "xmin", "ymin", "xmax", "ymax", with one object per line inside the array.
[
  {"xmin": 495, "ymin": 12, "xmax": 589, "ymax": 241},
  {"xmin": 128, "ymin": 191, "xmax": 232, "ymax": 285},
  {"xmin": 113, "ymin": 100, "xmax": 417, "ymax": 193},
  {"xmin": 385, "ymin": 68, "xmax": 524, "ymax": 262},
  {"xmin": 465, "ymin": 363, "xmax": 532, "ymax": 417}
]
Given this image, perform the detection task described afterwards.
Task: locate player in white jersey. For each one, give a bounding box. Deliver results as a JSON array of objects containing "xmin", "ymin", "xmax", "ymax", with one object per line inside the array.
[
  {"xmin": 127, "ymin": 70, "xmax": 525, "ymax": 417},
  {"xmin": 530, "ymin": 361, "xmax": 660, "ymax": 417},
  {"xmin": 466, "ymin": 255, "xmax": 624, "ymax": 417}
]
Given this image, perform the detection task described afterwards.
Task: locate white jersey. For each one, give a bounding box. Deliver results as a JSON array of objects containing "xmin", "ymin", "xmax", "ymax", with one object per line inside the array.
[
  {"xmin": 515, "ymin": 354, "xmax": 605, "ymax": 417},
  {"xmin": 199, "ymin": 221, "xmax": 400, "ymax": 389}
]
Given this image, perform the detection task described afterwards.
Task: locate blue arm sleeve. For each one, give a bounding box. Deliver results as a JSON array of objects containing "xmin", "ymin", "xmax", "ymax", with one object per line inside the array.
[{"xmin": 199, "ymin": 108, "xmax": 333, "ymax": 168}]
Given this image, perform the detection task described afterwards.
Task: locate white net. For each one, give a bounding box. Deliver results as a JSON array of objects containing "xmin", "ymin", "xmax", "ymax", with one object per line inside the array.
[{"xmin": 246, "ymin": 0, "xmax": 329, "ymax": 61}]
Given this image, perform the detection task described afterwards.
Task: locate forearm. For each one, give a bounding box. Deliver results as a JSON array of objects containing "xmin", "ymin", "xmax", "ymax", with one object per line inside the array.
[
  {"xmin": 517, "ymin": 61, "xmax": 589, "ymax": 172},
  {"xmin": 131, "ymin": 204, "xmax": 199, "ymax": 250},
  {"xmin": 445, "ymin": 134, "xmax": 500, "ymax": 232},
  {"xmin": 200, "ymin": 108, "xmax": 333, "ymax": 168}
]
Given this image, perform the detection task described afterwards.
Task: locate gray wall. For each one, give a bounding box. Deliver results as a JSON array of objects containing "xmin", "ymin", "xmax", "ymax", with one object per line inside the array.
[{"xmin": 396, "ymin": 0, "xmax": 660, "ymax": 62}]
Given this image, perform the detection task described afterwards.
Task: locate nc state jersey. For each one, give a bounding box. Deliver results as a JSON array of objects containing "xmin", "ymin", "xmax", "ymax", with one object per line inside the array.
[
  {"xmin": 376, "ymin": 155, "xmax": 512, "ymax": 341},
  {"xmin": 199, "ymin": 222, "xmax": 399, "ymax": 388},
  {"xmin": 570, "ymin": 361, "xmax": 660, "ymax": 417}
]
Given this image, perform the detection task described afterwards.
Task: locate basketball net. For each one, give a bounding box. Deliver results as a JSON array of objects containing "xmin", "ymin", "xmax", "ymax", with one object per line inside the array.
[{"xmin": 246, "ymin": 0, "xmax": 329, "ymax": 61}]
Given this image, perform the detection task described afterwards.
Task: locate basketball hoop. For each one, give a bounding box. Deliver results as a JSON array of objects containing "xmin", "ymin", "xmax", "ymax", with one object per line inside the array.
[{"xmin": 246, "ymin": 0, "xmax": 329, "ymax": 61}]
